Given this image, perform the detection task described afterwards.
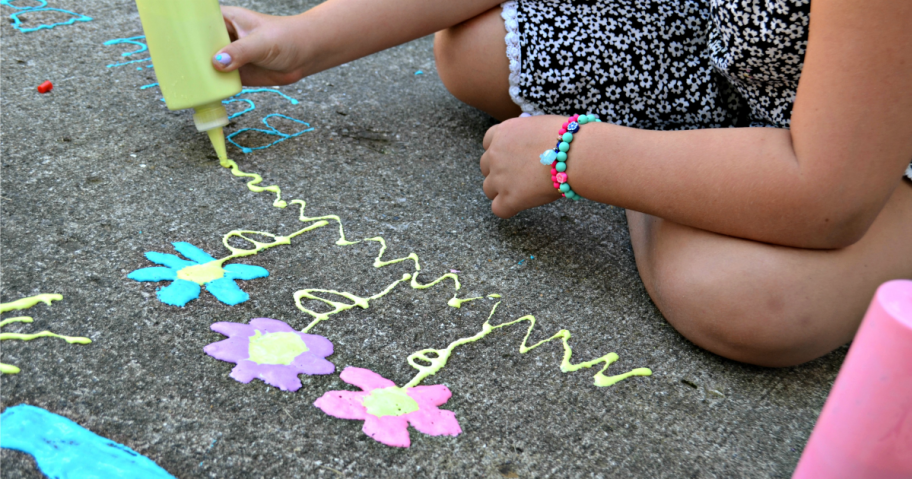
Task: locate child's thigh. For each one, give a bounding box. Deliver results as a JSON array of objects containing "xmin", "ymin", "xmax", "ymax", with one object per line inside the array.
[
  {"xmin": 626, "ymin": 181, "xmax": 912, "ymax": 367},
  {"xmin": 434, "ymin": 7, "xmax": 521, "ymax": 120}
]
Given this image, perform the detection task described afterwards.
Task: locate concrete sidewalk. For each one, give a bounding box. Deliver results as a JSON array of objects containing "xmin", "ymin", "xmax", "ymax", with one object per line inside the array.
[{"xmin": 1, "ymin": 1, "xmax": 840, "ymax": 477}]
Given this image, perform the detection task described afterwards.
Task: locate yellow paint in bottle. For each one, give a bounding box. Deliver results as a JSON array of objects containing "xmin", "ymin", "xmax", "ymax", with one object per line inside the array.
[{"xmin": 135, "ymin": 0, "xmax": 241, "ymax": 162}]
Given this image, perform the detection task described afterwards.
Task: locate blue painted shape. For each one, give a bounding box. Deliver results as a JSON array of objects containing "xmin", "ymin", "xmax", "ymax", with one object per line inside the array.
[
  {"xmin": 224, "ymin": 263, "xmax": 269, "ymax": 281},
  {"xmin": 0, "ymin": 404, "xmax": 175, "ymax": 479},
  {"xmin": 172, "ymin": 242, "xmax": 217, "ymax": 264},
  {"xmin": 140, "ymin": 82, "xmax": 159, "ymax": 90},
  {"xmin": 8, "ymin": 7, "xmax": 92, "ymax": 33},
  {"xmin": 127, "ymin": 266, "xmax": 176, "ymax": 282},
  {"xmin": 103, "ymin": 35, "xmax": 147, "ymax": 57},
  {"xmin": 145, "ymin": 251, "xmax": 195, "ymax": 270},
  {"xmin": 1, "ymin": 0, "xmax": 47, "ymax": 9},
  {"xmin": 129, "ymin": 242, "xmax": 268, "ymax": 307},
  {"xmin": 157, "ymin": 279, "xmax": 201, "ymax": 307},
  {"xmin": 227, "ymin": 113, "xmax": 314, "ymax": 154},
  {"xmin": 205, "ymin": 277, "xmax": 249, "ymax": 306}
]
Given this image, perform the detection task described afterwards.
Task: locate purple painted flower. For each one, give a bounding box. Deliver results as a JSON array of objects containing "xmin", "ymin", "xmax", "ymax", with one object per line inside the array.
[
  {"xmin": 314, "ymin": 367, "xmax": 461, "ymax": 448},
  {"xmin": 204, "ymin": 318, "xmax": 334, "ymax": 391}
]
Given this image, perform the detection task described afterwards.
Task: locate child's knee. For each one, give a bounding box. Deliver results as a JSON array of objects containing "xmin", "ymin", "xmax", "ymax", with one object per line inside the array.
[
  {"xmin": 645, "ymin": 248, "xmax": 839, "ymax": 367},
  {"xmin": 434, "ymin": 28, "xmax": 476, "ymax": 105}
]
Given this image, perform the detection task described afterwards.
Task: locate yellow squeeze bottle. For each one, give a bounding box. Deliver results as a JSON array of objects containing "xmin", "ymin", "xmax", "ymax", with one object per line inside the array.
[{"xmin": 135, "ymin": 0, "xmax": 241, "ymax": 162}]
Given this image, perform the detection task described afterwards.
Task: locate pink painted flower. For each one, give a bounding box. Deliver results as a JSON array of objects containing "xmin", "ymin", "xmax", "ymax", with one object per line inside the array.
[
  {"xmin": 555, "ymin": 172, "xmax": 568, "ymax": 183},
  {"xmin": 313, "ymin": 367, "xmax": 461, "ymax": 448}
]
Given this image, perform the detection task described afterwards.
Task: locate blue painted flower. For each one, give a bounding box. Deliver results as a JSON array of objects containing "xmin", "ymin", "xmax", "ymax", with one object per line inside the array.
[{"xmin": 128, "ymin": 242, "xmax": 268, "ymax": 307}]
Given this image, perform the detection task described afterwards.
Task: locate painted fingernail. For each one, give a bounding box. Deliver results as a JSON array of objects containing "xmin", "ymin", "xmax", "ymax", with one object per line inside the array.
[{"xmin": 214, "ymin": 53, "xmax": 232, "ymax": 66}]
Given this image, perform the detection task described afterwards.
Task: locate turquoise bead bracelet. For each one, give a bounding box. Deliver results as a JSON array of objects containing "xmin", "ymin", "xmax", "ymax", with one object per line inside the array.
[{"xmin": 539, "ymin": 113, "xmax": 600, "ymax": 200}]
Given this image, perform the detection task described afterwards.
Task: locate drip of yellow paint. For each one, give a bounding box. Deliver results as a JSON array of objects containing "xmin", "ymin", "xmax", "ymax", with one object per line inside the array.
[
  {"xmin": 0, "ymin": 294, "xmax": 91, "ymax": 375},
  {"xmin": 402, "ymin": 302, "xmax": 652, "ymax": 388}
]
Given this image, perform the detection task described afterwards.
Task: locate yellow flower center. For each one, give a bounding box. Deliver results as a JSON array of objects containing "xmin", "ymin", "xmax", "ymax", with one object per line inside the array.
[
  {"xmin": 247, "ymin": 331, "xmax": 309, "ymax": 365},
  {"xmin": 176, "ymin": 261, "xmax": 225, "ymax": 284},
  {"xmin": 362, "ymin": 387, "xmax": 419, "ymax": 417}
]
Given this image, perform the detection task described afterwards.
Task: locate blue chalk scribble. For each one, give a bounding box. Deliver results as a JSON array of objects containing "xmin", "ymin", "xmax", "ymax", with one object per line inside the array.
[
  {"xmin": 102, "ymin": 38, "xmax": 314, "ymax": 153},
  {"xmin": 224, "ymin": 88, "xmax": 299, "ymax": 120},
  {"xmin": 0, "ymin": 404, "xmax": 175, "ymax": 478},
  {"xmin": 228, "ymin": 113, "xmax": 314, "ymax": 154},
  {"xmin": 3, "ymin": 1, "xmax": 92, "ymax": 33},
  {"xmin": 104, "ymin": 35, "xmax": 147, "ymax": 56},
  {"xmin": 104, "ymin": 36, "xmax": 151, "ymax": 68}
]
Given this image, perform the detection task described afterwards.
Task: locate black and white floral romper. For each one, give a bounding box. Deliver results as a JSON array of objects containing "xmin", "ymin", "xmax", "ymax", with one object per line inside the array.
[{"xmin": 500, "ymin": 0, "xmax": 912, "ymax": 180}]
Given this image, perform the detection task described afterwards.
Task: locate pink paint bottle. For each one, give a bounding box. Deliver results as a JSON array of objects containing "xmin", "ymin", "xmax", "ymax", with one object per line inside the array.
[{"xmin": 793, "ymin": 279, "xmax": 912, "ymax": 479}]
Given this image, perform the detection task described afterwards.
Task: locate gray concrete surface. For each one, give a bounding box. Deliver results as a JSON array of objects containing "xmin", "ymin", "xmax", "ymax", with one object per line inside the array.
[{"xmin": 1, "ymin": 1, "xmax": 843, "ymax": 477}]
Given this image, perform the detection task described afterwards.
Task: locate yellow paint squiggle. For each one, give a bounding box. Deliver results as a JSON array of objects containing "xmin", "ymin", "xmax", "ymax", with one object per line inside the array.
[
  {"xmin": 215, "ymin": 157, "xmax": 651, "ymax": 388},
  {"xmin": 0, "ymin": 294, "xmax": 91, "ymax": 374},
  {"xmin": 403, "ymin": 302, "xmax": 652, "ymax": 388}
]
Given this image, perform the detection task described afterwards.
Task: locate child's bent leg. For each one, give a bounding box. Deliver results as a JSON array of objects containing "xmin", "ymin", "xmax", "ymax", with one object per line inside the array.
[
  {"xmin": 627, "ymin": 180, "xmax": 912, "ymax": 367},
  {"xmin": 435, "ymin": 7, "xmax": 522, "ymax": 121}
]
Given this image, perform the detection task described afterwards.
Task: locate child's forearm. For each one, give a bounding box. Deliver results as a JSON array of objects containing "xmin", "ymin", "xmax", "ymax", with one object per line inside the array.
[
  {"xmin": 292, "ymin": 0, "xmax": 504, "ymax": 77},
  {"xmin": 569, "ymin": 124, "xmax": 902, "ymax": 249}
]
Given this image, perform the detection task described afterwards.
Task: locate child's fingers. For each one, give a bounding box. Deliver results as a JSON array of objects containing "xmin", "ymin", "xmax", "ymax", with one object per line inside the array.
[
  {"xmin": 490, "ymin": 195, "xmax": 516, "ymax": 219},
  {"xmin": 479, "ymin": 152, "xmax": 491, "ymax": 177},
  {"xmin": 481, "ymin": 177, "xmax": 497, "ymax": 201},
  {"xmin": 221, "ymin": 6, "xmax": 259, "ymax": 36},
  {"xmin": 213, "ymin": 31, "xmax": 271, "ymax": 73},
  {"xmin": 482, "ymin": 124, "xmax": 498, "ymax": 150}
]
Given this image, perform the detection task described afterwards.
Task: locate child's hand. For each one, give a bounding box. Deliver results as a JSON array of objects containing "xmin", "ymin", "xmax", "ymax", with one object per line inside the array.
[
  {"xmin": 480, "ymin": 116, "xmax": 565, "ymax": 218},
  {"xmin": 211, "ymin": 7, "xmax": 307, "ymax": 86}
]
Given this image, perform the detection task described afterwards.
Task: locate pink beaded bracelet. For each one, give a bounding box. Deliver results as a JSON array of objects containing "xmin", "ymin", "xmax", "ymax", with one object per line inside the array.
[{"xmin": 538, "ymin": 113, "xmax": 600, "ymax": 200}]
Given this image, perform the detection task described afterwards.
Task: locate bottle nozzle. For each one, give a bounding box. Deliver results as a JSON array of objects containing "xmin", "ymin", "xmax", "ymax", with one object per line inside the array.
[
  {"xmin": 207, "ymin": 127, "xmax": 228, "ymax": 164},
  {"xmin": 194, "ymin": 102, "xmax": 230, "ymax": 163},
  {"xmin": 192, "ymin": 101, "xmax": 229, "ymax": 132}
]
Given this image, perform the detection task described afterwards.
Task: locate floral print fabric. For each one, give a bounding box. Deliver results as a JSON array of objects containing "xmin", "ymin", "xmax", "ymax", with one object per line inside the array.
[
  {"xmin": 505, "ymin": 0, "xmax": 808, "ymax": 129},
  {"xmin": 505, "ymin": 0, "xmax": 912, "ymax": 179}
]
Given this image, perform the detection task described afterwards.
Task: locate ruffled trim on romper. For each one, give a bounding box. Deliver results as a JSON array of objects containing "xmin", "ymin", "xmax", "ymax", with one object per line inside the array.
[{"xmin": 501, "ymin": 1, "xmax": 544, "ymax": 116}]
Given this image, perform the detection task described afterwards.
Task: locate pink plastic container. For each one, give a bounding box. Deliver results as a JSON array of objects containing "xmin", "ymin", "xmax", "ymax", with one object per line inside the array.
[{"xmin": 793, "ymin": 279, "xmax": 912, "ymax": 479}]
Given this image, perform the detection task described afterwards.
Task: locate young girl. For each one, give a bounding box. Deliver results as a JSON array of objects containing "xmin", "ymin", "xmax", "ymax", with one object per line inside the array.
[{"xmin": 210, "ymin": 0, "xmax": 912, "ymax": 367}]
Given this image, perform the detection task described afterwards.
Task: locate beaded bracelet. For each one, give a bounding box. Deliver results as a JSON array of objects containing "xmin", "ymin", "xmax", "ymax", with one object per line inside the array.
[{"xmin": 538, "ymin": 113, "xmax": 600, "ymax": 200}]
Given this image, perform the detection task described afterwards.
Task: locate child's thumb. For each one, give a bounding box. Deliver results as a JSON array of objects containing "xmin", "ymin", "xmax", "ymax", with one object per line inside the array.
[{"xmin": 212, "ymin": 33, "xmax": 268, "ymax": 72}]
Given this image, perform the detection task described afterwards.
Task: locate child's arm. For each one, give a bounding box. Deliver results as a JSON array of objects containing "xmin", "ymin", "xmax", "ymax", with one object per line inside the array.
[
  {"xmin": 481, "ymin": 0, "xmax": 912, "ymax": 250},
  {"xmin": 212, "ymin": 0, "xmax": 504, "ymax": 86}
]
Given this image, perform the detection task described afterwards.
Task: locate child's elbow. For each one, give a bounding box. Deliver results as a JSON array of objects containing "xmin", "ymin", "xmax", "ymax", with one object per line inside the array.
[{"xmin": 808, "ymin": 197, "xmax": 884, "ymax": 250}]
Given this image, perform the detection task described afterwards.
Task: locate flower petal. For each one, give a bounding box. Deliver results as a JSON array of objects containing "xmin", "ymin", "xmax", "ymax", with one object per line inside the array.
[
  {"xmin": 145, "ymin": 251, "xmax": 196, "ymax": 269},
  {"xmin": 248, "ymin": 317, "xmax": 296, "ymax": 334},
  {"xmin": 291, "ymin": 353, "xmax": 335, "ymax": 375},
  {"xmin": 228, "ymin": 360, "xmax": 259, "ymax": 383},
  {"xmin": 405, "ymin": 407, "xmax": 461, "ymax": 437},
  {"xmin": 339, "ymin": 367, "xmax": 396, "ymax": 392},
  {"xmin": 205, "ymin": 278, "xmax": 249, "ymax": 306},
  {"xmin": 314, "ymin": 390, "xmax": 368, "ymax": 420},
  {"xmin": 254, "ymin": 363, "xmax": 305, "ymax": 391},
  {"xmin": 224, "ymin": 264, "xmax": 269, "ymax": 281},
  {"xmin": 157, "ymin": 279, "xmax": 200, "ymax": 307},
  {"xmin": 204, "ymin": 336, "xmax": 251, "ymax": 363},
  {"xmin": 171, "ymin": 242, "xmax": 217, "ymax": 263},
  {"xmin": 300, "ymin": 333, "xmax": 334, "ymax": 359},
  {"xmin": 405, "ymin": 385, "xmax": 452, "ymax": 407},
  {"xmin": 127, "ymin": 267, "xmax": 177, "ymax": 282},
  {"xmin": 362, "ymin": 414, "xmax": 411, "ymax": 448},
  {"xmin": 209, "ymin": 322, "xmax": 255, "ymax": 339}
]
